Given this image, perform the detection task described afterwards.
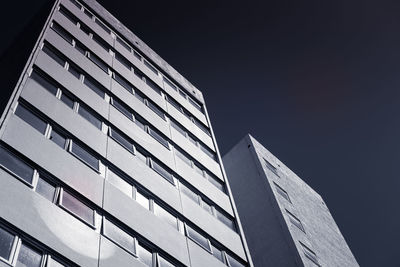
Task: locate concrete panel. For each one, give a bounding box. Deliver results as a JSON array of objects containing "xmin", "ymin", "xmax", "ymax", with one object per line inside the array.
[
  {"xmin": 44, "ymin": 28, "xmax": 111, "ymax": 90},
  {"xmin": 166, "ymin": 102, "xmax": 214, "ymax": 150},
  {"xmin": 181, "ymin": 194, "xmax": 246, "ymax": 261},
  {"xmin": 53, "ymin": 12, "xmax": 113, "ymax": 67},
  {"xmin": 112, "ymin": 59, "xmax": 166, "ymax": 109},
  {"xmin": 171, "ymin": 123, "xmax": 215, "ymax": 153},
  {"xmin": 21, "ymin": 78, "xmax": 107, "ymax": 158},
  {"xmin": 61, "ymin": 0, "xmax": 114, "ymax": 47},
  {"xmin": 175, "ymin": 157, "xmax": 233, "ymax": 216},
  {"xmin": 108, "ymin": 106, "xmax": 175, "ymax": 171},
  {"xmin": 0, "ymin": 169, "xmax": 100, "ymax": 267},
  {"xmin": 1, "ymin": 116, "xmax": 104, "ymax": 207},
  {"xmin": 106, "ymin": 138, "xmax": 181, "ymax": 213},
  {"xmin": 34, "ymin": 50, "xmax": 109, "ymax": 119},
  {"xmin": 187, "ymin": 239, "xmax": 227, "ymax": 267},
  {"xmin": 103, "ymin": 182, "xmax": 190, "ymax": 266},
  {"xmin": 111, "ymin": 79, "xmax": 170, "ymax": 138},
  {"xmin": 99, "ymin": 236, "xmax": 147, "ymax": 267}
]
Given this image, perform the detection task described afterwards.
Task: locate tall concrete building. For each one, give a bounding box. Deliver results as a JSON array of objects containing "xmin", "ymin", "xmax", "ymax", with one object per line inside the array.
[
  {"xmin": 223, "ymin": 135, "xmax": 359, "ymax": 267},
  {"xmin": 0, "ymin": 1, "xmax": 252, "ymax": 266}
]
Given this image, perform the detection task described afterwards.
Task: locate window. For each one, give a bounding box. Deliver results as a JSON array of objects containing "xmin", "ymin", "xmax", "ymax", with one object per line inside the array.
[
  {"xmin": 30, "ymin": 70, "xmax": 58, "ymax": 95},
  {"xmin": 83, "ymin": 76, "xmax": 105, "ymax": 98},
  {"xmin": 145, "ymin": 78, "xmax": 161, "ymax": 95},
  {"xmin": 153, "ymin": 203, "xmax": 177, "ymax": 230},
  {"xmin": 70, "ymin": 141, "xmax": 99, "ymax": 171},
  {"xmin": 150, "ymin": 160, "xmax": 174, "ymax": 184},
  {"xmin": 116, "ymin": 36, "xmax": 131, "ymax": 52},
  {"xmin": 68, "ymin": 64, "xmax": 81, "ymax": 79},
  {"xmin": 215, "ymin": 209, "xmax": 235, "ymax": 231},
  {"xmin": 59, "ymin": 6, "xmax": 79, "ymax": 25},
  {"xmin": 170, "ymin": 120, "xmax": 186, "ymax": 136},
  {"xmin": 158, "ymin": 255, "xmax": 175, "ymax": 267},
  {"xmin": 87, "ymin": 52, "xmax": 109, "ymax": 73},
  {"xmin": 103, "ymin": 219, "xmax": 136, "ymax": 255},
  {"xmin": 136, "ymin": 190, "xmax": 149, "ymax": 210},
  {"xmin": 201, "ymin": 200, "xmax": 213, "ymax": 215},
  {"xmin": 207, "ymin": 174, "xmax": 225, "ymax": 192},
  {"xmin": 107, "ymin": 169, "xmax": 132, "ymax": 197},
  {"xmin": 51, "ymin": 22, "xmax": 73, "ymax": 44},
  {"xmin": 163, "ymin": 77, "xmax": 177, "ymax": 91},
  {"xmin": 274, "ymin": 183, "xmax": 291, "ymax": 203},
  {"xmin": 175, "ymin": 148, "xmax": 191, "ymax": 166},
  {"xmin": 137, "ymin": 243, "xmax": 152, "ymax": 267},
  {"xmin": 135, "ymin": 147, "xmax": 148, "ymax": 164},
  {"xmin": 264, "ymin": 158, "xmax": 279, "ymax": 177},
  {"xmin": 83, "ymin": 9, "xmax": 93, "ymax": 19},
  {"xmin": 147, "ymin": 128, "xmax": 169, "ymax": 148},
  {"xmin": 94, "ymin": 18, "xmax": 111, "ymax": 34},
  {"xmin": 48, "ymin": 257, "xmax": 66, "ymax": 267},
  {"xmin": 147, "ymin": 101, "xmax": 165, "ymax": 120},
  {"xmin": 16, "ymin": 243, "xmax": 42, "ymax": 267},
  {"xmin": 226, "ymin": 254, "xmax": 245, "ymax": 267},
  {"xmin": 15, "ymin": 104, "xmax": 47, "ymax": 134},
  {"xmin": 144, "ymin": 60, "xmax": 158, "ymax": 75},
  {"xmin": 36, "ymin": 176, "xmax": 56, "ymax": 202},
  {"xmin": 49, "ymin": 129, "xmax": 67, "ymax": 149},
  {"xmin": 113, "ymin": 73, "xmax": 133, "ymax": 93},
  {"xmin": 300, "ymin": 242, "xmax": 320, "ymax": 266},
  {"xmin": 211, "ymin": 244, "xmax": 224, "ymax": 262},
  {"xmin": 92, "ymin": 34, "xmax": 110, "ymax": 52},
  {"xmin": 111, "ymin": 98, "xmax": 133, "ymax": 120},
  {"xmin": 188, "ymin": 96, "xmax": 203, "ymax": 112},
  {"xmin": 109, "ymin": 128, "xmax": 134, "ymax": 153},
  {"xmin": 60, "ymin": 92, "xmax": 74, "ymax": 109},
  {"xmin": 286, "ymin": 210, "xmax": 305, "ymax": 232},
  {"xmin": 134, "ymin": 118, "xmax": 146, "ymax": 131},
  {"xmin": 0, "ymin": 146, "xmax": 34, "ymax": 185},
  {"xmin": 78, "ymin": 105, "xmax": 102, "ymax": 129},
  {"xmin": 60, "ymin": 190, "xmax": 95, "ymax": 226},
  {"xmin": 194, "ymin": 119, "xmax": 211, "ymax": 136},
  {"xmin": 42, "ymin": 45, "xmax": 66, "ymax": 67},
  {"xmin": 115, "ymin": 53, "xmax": 132, "ymax": 70},
  {"xmin": 0, "ymin": 227, "xmax": 15, "ymax": 262},
  {"xmin": 179, "ymin": 183, "xmax": 198, "ymax": 203},
  {"xmin": 185, "ymin": 225, "xmax": 211, "ymax": 252}
]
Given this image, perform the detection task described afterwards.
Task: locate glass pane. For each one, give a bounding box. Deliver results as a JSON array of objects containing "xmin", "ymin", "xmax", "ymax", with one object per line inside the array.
[
  {"xmin": 15, "ymin": 105, "xmax": 47, "ymax": 134},
  {"xmin": 143, "ymin": 60, "xmax": 158, "ymax": 75},
  {"xmin": 115, "ymin": 53, "xmax": 132, "ymax": 70},
  {"xmin": 94, "ymin": 18, "xmax": 111, "ymax": 34},
  {"xmin": 60, "ymin": 93, "xmax": 74, "ymax": 109},
  {"xmin": 185, "ymin": 225, "xmax": 210, "ymax": 251},
  {"xmin": 30, "ymin": 71, "xmax": 57, "ymax": 95},
  {"xmin": 0, "ymin": 227, "xmax": 15, "ymax": 261},
  {"xmin": 163, "ymin": 77, "xmax": 177, "ymax": 91},
  {"xmin": 145, "ymin": 79, "xmax": 161, "ymax": 95},
  {"xmin": 49, "ymin": 129, "xmax": 66, "ymax": 149},
  {"xmin": 147, "ymin": 102, "xmax": 165, "ymax": 119},
  {"xmin": 179, "ymin": 183, "xmax": 198, "ymax": 203},
  {"xmin": 83, "ymin": 77, "xmax": 105, "ymax": 98},
  {"xmin": 79, "ymin": 23, "xmax": 91, "ymax": 36},
  {"xmin": 226, "ymin": 254, "xmax": 245, "ymax": 267},
  {"xmin": 188, "ymin": 135, "xmax": 197, "ymax": 146},
  {"xmin": 200, "ymin": 144, "xmax": 216, "ymax": 160},
  {"xmin": 166, "ymin": 96, "xmax": 181, "ymax": 111},
  {"xmin": 178, "ymin": 88, "xmax": 187, "ymax": 98},
  {"xmin": 61, "ymin": 190, "xmax": 94, "ymax": 226},
  {"xmin": 70, "ymin": 142, "xmax": 99, "ymax": 171},
  {"xmin": 113, "ymin": 73, "xmax": 133, "ymax": 93},
  {"xmin": 134, "ymin": 90, "xmax": 145, "ymax": 103},
  {"xmin": 75, "ymin": 42, "xmax": 86, "ymax": 55},
  {"xmin": 134, "ymin": 118, "xmax": 146, "ymax": 131},
  {"xmin": 136, "ymin": 191, "xmax": 149, "ymax": 210},
  {"xmin": 188, "ymin": 96, "xmax": 203, "ymax": 112},
  {"xmin": 36, "ymin": 177, "xmax": 56, "ymax": 202},
  {"xmin": 151, "ymin": 161, "xmax": 174, "ymax": 184},
  {"xmin": 193, "ymin": 163, "xmax": 204, "ymax": 177},
  {"xmin": 135, "ymin": 148, "xmax": 147, "ymax": 164},
  {"xmin": 215, "ymin": 209, "xmax": 235, "ymax": 231},
  {"xmin": 148, "ymin": 128, "xmax": 169, "ymax": 148},
  {"xmin": 92, "ymin": 35, "xmax": 110, "ymax": 52},
  {"xmin": 107, "ymin": 169, "xmax": 132, "ymax": 197},
  {"xmin": 201, "ymin": 200, "xmax": 213, "ymax": 215},
  {"xmin": 110, "ymin": 129, "xmax": 134, "ymax": 153},
  {"xmin": 68, "ymin": 65, "xmax": 81, "ymax": 79},
  {"xmin": 116, "ymin": 36, "xmax": 131, "ymax": 52},
  {"xmin": 83, "ymin": 9, "xmax": 93, "ymax": 19},
  {"xmin": 153, "ymin": 203, "xmax": 177, "ymax": 230},
  {"xmin": 59, "ymin": 6, "xmax": 79, "ymax": 25},
  {"xmin": 0, "ymin": 147, "xmax": 34, "ymax": 184},
  {"xmin": 170, "ymin": 121, "xmax": 186, "ymax": 136},
  {"xmin": 194, "ymin": 119, "xmax": 211, "ymax": 136},
  {"xmin": 78, "ymin": 106, "xmax": 102, "ymax": 129},
  {"xmin": 287, "ymin": 211, "xmax": 305, "ymax": 232},
  {"xmin": 16, "ymin": 243, "xmax": 42, "ymax": 267},
  {"xmin": 133, "ymin": 51, "xmax": 142, "ymax": 61},
  {"xmin": 103, "ymin": 219, "xmax": 135, "ymax": 254},
  {"xmin": 51, "ymin": 23, "xmax": 73, "ymax": 44},
  {"xmin": 158, "ymin": 255, "xmax": 175, "ymax": 267},
  {"xmin": 275, "ymin": 183, "xmax": 290, "ymax": 202},
  {"xmin": 207, "ymin": 174, "xmax": 225, "ymax": 192},
  {"xmin": 42, "ymin": 45, "xmax": 65, "ymax": 67},
  {"xmin": 175, "ymin": 149, "xmax": 191, "ymax": 166},
  {"xmin": 137, "ymin": 243, "xmax": 152, "ymax": 267},
  {"xmin": 211, "ymin": 244, "xmax": 224, "ymax": 262},
  {"xmin": 88, "ymin": 53, "xmax": 109, "ymax": 73},
  {"xmin": 111, "ymin": 99, "xmax": 132, "ymax": 120}
]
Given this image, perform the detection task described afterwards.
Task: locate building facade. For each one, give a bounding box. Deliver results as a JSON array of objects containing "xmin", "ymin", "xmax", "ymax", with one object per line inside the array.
[
  {"xmin": 223, "ymin": 135, "xmax": 359, "ymax": 267},
  {"xmin": 0, "ymin": 1, "xmax": 252, "ymax": 266}
]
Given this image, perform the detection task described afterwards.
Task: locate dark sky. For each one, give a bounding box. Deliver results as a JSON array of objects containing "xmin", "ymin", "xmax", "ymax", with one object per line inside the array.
[{"xmin": 2, "ymin": 0, "xmax": 400, "ymax": 266}]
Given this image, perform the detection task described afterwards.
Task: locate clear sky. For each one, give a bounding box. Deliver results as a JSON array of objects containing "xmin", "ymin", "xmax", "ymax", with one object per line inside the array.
[{"xmin": 2, "ymin": 0, "xmax": 400, "ymax": 266}]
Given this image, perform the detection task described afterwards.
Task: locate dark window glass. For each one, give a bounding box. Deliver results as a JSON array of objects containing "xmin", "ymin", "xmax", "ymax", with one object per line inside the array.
[
  {"xmin": 134, "ymin": 68, "xmax": 145, "ymax": 80},
  {"xmin": 133, "ymin": 50, "xmax": 142, "ymax": 60},
  {"xmin": 42, "ymin": 45, "xmax": 65, "ymax": 67},
  {"xmin": 135, "ymin": 148, "xmax": 147, "ymax": 164},
  {"xmin": 134, "ymin": 90, "xmax": 145, "ymax": 103},
  {"xmin": 116, "ymin": 37, "xmax": 131, "ymax": 52},
  {"xmin": 147, "ymin": 101, "xmax": 165, "ymax": 119},
  {"xmin": 0, "ymin": 147, "xmax": 34, "ymax": 184},
  {"xmin": 163, "ymin": 77, "xmax": 177, "ymax": 91},
  {"xmin": 50, "ymin": 129, "xmax": 67, "ymax": 149},
  {"xmin": 94, "ymin": 18, "xmax": 111, "ymax": 34},
  {"xmin": 300, "ymin": 243, "xmax": 320, "ymax": 266},
  {"xmin": 68, "ymin": 64, "xmax": 81, "ymax": 79},
  {"xmin": 185, "ymin": 225, "xmax": 210, "ymax": 251},
  {"xmin": 36, "ymin": 177, "xmax": 56, "ymax": 202},
  {"xmin": 110, "ymin": 129, "xmax": 134, "ymax": 153},
  {"xmin": 83, "ymin": 76, "xmax": 105, "ymax": 98},
  {"xmin": 30, "ymin": 71, "xmax": 58, "ymax": 95},
  {"xmin": 188, "ymin": 134, "xmax": 197, "ymax": 146},
  {"xmin": 92, "ymin": 35, "xmax": 110, "ymax": 52},
  {"xmin": 83, "ymin": 9, "xmax": 93, "ymax": 19},
  {"xmin": 151, "ymin": 161, "xmax": 174, "ymax": 184},
  {"xmin": 178, "ymin": 88, "xmax": 187, "ymax": 98},
  {"xmin": 148, "ymin": 128, "xmax": 169, "ymax": 148},
  {"xmin": 175, "ymin": 148, "xmax": 191, "ymax": 166},
  {"xmin": 193, "ymin": 163, "xmax": 204, "ymax": 177},
  {"xmin": 79, "ymin": 23, "xmax": 91, "ymax": 36},
  {"xmin": 287, "ymin": 210, "xmax": 305, "ymax": 232},
  {"xmin": 200, "ymin": 144, "xmax": 216, "ymax": 160},
  {"xmin": 70, "ymin": 142, "xmax": 99, "ymax": 171},
  {"xmin": 194, "ymin": 119, "xmax": 211, "ymax": 136},
  {"xmin": 211, "ymin": 244, "xmax": 224, "ymax": 262},
  {"xmin": 88, "ymin": 53, "xmax": 109, "ymax": 73},
  {"xmin": 51, "ymin": 23, "xmax": 73, "ymax": 44},
  {"xmin": 74, "ymin": 42, "xmax": 86, "ymax": 55},
  {"xmin": 166, "ymin": 96, "xmax": 181, "ymax": 112},
  {"xmin": 59, "ymin": 6, "xmax": 79, "ymax": 25},
  {"xmin": 103, "ymin": 219, "xmax": 135, "ymax": 254},
  {"xmin": 0, "ymin": 227, "xmax": 15, "ymax": 261},
  {"xmin": 207, "ymin": 174, "xmax": 225, "ymax": 192},
  {"xmin": 60, "ymin": 93, "xmax": 74, "ymax": 109},
  {"xmin": 179, "ymin": 183, "xmax": 198, "ymax": 203},
  {"xmin": 145, "ymin": 78, "xmax": 161, "ymax": 95},
  {"xmin": 113, "ymin": 73, "xmax": 133, "ymax": 93},
  {"xmin": 69, "ymin": 0, "xmax": 81, "ymax": 9},
  {"xmin": 61, "ymin": 190, "xmax": 94, "ymax": 226},
  {"xmin": 275, "ymin": 183, "xmax": 291, "ymax": 202},
  {"xmin": 78, "ymin": 105, "xmax": 102, "ymax": 129},
  {"xmin": 137, "ymin": 243, "xmax": 152, "ymax": 267},
  {"xmin": 16, "ymin": 243, "xmax": 42, "ymax": 267},
  {"xmin": 15, "ymin": 105, "xmax": 47, "ymax": 134},
  {"xmin": 170, "ymin": 121, "xmax": 186, "ymax": 137},
  {"xmin": 226, "ymin": 254, "xmax": 245, "ymax": 267},
  {"xmin": 134, "ymin": 117, "xmax": 146, "ymax": 131},
  {"xmin": 215, "ymin": 209, "xmax": 235, "ymax": 231},
  {"xmin": 143, "ymin": 60, "xmax": 158, "ymax": 75},
  {"xmin": 111, "ymin": 98, "xmax": 133, "ymax": 120},
  {"xmin": 188, "ymin": 96, "xmax": 203, "ymax": 112},
  {"xmin": 115, "ymin": 53, "xmax": 132, "ymax": 70},
  {"xmin": 264, "ymin": 158, "xmax": 279, "ymax": 176},
  {"xmin": 153, "ymin": 203, "xmax": 177, "ymax": 230}
]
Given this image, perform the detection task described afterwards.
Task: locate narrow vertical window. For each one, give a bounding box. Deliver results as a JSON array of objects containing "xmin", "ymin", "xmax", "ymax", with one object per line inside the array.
[
  {"xmin": 35, "ymin": 176, "xmax": 56, "ymax": 202},
  {"xmin": 0, "ymin": 227, "xmax": 15, "ymax": 262}
]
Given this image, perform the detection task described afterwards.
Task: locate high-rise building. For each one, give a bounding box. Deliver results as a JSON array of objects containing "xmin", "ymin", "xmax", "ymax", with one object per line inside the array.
[
  {"xmin": 223, "ymin": 135, "xmax": 359, "ymax": 267},
  {"xmin": 0, "ymin": 1, "xmax": 253, "ymax": 266}
]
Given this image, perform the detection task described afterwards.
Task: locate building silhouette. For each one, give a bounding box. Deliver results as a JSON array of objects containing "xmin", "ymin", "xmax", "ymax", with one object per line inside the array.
[
  {"xmin": 223, "ymin": 134, "xmax": 359, "ymax": 267},
  {"xmin": 0, "ymin": 0, "xmax": 252, "ymax": 266}
]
